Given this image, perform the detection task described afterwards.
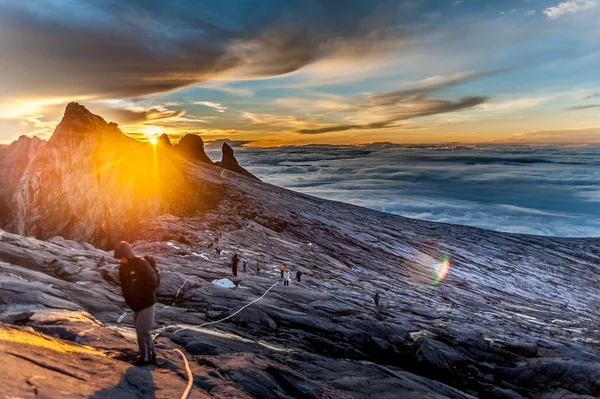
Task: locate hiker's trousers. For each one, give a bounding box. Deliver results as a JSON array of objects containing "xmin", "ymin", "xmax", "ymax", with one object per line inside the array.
[{"xmin": 133, "ymin": 304, "xmax": 155, "ymax": 361}]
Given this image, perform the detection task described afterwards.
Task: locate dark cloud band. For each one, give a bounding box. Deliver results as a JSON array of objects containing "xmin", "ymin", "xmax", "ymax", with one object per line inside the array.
[{"xmin": 0, "ymin": 0, "xmax": 407, "ymax": 100}]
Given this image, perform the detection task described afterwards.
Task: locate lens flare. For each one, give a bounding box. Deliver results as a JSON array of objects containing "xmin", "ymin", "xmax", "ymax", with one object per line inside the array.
[
  {"xmin": 149, "ymin": 137, "xmax": 158, "ymax": 145},
  {"xmin": 432, "ymin": 255, "xmax": 450, "ymax": 285}
]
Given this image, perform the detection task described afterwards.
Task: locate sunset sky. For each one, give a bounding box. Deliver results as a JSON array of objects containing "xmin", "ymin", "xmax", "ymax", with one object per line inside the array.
[{"xmin": 1, "ymin": 0, "xmax": 599, "ymax": 146}]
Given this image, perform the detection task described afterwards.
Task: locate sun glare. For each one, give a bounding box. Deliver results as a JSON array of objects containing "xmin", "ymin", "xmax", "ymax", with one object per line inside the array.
[{"xmin": 149, "ymin": 137, "xmax": 158, "ymax": 145}]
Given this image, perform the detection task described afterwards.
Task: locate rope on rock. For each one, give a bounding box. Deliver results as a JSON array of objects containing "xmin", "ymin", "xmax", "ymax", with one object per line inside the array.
[
  {"xmin": 173, "ymin": 348, "xmax": 193, "ymax": 399},
  {"xmin": 174, "ymin": 279, "xmax": 280, "ymax": 333},
  {"xmin": 156, "ymin": 280, "xmax": 280, "ymax": 335}
]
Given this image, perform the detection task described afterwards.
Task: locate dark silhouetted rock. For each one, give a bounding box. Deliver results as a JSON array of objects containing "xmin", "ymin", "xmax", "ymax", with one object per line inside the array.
[
  {"xmin": 176, "ymin": 134, "xmax": 213, "ymax": 164},
  {"xmin": 215, "ymin": 143, "xmax": 259, "ymax": 180},
  {"xmin": 158, "ymin": 133, "xmax": 172, "ymax": 147}
]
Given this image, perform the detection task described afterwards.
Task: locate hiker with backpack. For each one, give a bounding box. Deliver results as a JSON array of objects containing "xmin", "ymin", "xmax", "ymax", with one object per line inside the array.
[
  {"xmin": 284, "ymin": 270, "xmax": 291, "ymax": 286},
  {"xmin": 256, "ymin": 262, "xmax": 261, "ymax": 274},
  {"xmin": 296, "ymin": 270, "xmax": 303, "ymax": 283},
  {"xmin": 279, "ymin": 264, "xmax": 285, "ymax": 279},
  {"xmin": 114, "ymin": 241, "xmax": 160, "ymax": 366}
]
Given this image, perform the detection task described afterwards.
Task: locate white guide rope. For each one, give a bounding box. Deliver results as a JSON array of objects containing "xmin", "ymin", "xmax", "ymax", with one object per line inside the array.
[
  {"xmin": 157, "ymin": 280, "xmax": 280, "ymax": 335},
  {"xmin": 173, "ymin": 349, "xmax": 193, "ymax": 399}
]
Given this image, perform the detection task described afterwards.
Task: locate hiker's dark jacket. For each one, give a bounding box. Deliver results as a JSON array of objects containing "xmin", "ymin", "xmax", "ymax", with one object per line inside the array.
[{"xmin": 119, "ymin": 257, "xmax": 159, "ymax": 312}]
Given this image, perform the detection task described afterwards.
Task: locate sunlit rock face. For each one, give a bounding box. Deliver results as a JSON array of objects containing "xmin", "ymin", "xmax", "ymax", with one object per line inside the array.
[
  {"xmin": 0, "ymin": 103, "xmax": 227, "ymax": 248},
  {"xmin": 0, "ymin": 135, "xmax": 46, "ymax": 226}
]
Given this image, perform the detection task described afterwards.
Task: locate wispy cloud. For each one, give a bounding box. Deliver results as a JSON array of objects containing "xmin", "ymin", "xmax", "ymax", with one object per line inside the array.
[
  {"xmin": 289, "ymin": 70, "xmax": 507, "ymax": 134},
  {"xmin": 194, "ymin": 101, "xmax": 228, "ymax": 113},
  {"xmin": 567, "ymin": 104, "xmax": 600, "ymax": 110},
  {"xmin": 481, "ymin": 97, "xmax": 551, "ymax": 111},
  {"xmin": 499, "ymin": 126, "xmax": 600, "ymax": 143},
  {"xmin": 544, "ymin": 0, "xmax": 597, "ymax": 20},
  {"xmin": 297, "ymin": 97, "xmax": 486, "ymax": 134}
]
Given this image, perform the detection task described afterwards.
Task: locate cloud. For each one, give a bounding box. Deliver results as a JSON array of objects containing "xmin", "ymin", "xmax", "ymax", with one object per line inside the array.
[
  {"xmin": 567, "ymin": 104, "xmax": 600, "ymax": 110},
  {"xmin": 95, "ymin": 104, "xmax": 186, "ymax": 125},
  {"xmin": 194, "ymin": 101, "xmax": 228, "ymax": 112},
  {"xmin": 297, "ymin": 96, "xmax": 487, "ymax": 134},
  {"xmin": 242, "ymin": 112, "xmax": 317, "ymax": 128},
  {"xmin": 585, "ymin": 93, "xmax": 600, "ymax": 99},
  {"xmin": 481, "ymin": 96, "xmax": 551, "ymax": 111},
  {"xmin": 229, "ymin": 144, "xmax": 600, "ymax": 237},
  {"xmin": 367, "ymin": 69, "xmax": 510, "ymax": 107},
  {"xmin": 0, "ymin": 0, "xmax": 406, "ymax": 100},
  {"xmin": 544, "ymin": 0, "xmax": 597, "ymax": 20},
  {"xmin": 498, "ymin": 126, "xmax": 600, "ymax": 143},
  {"xmin": 270, "ymin": 69, "xmax": 510, "ymax": 135}
]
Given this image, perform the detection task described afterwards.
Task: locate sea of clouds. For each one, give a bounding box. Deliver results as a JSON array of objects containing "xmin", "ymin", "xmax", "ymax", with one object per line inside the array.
[{"xmin": 205, "ymin": 143, "xmax": 600, "ymax": 237}]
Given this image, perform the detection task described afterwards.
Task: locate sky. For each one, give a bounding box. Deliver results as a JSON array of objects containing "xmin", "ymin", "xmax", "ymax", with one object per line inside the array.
[
  {"xmin": 1, "ymin": 0, "xmax": 600, "ymax": 146},
  {"xmin": 204, "ymin": 143, "xmax": 600, "ymax": 237}
]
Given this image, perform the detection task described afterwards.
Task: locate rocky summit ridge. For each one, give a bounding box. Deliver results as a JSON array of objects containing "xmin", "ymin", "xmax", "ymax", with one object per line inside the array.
[
  {"xmin": 0, "ymin": 103, "xmax": 600, "ymax": 398},
  {"xmin": 0, "ymin": 102, "xmax": 256, "ymax": 248}
]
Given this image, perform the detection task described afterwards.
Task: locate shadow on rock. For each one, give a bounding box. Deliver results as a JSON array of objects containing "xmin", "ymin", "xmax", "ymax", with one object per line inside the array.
[{"xmin": 91, "ymin": 365, "xmax": 156, "ymax": 399}]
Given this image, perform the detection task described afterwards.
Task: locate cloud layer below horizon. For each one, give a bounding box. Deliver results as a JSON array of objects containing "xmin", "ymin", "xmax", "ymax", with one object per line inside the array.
[{"xmin": 205, "ymin": 143, "xmax": 600, "ymax": 237}]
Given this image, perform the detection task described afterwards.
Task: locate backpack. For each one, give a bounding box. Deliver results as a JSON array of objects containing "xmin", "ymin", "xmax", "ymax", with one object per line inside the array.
[{"xmin": 143, "ymin": 255, "xmax": 161, "ymax": 286}]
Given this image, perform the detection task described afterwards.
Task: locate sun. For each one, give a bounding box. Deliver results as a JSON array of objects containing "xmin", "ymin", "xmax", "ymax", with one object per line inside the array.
[{"xmin": 149, "ymin": 137, "xmax": 158, "ymax": 145}]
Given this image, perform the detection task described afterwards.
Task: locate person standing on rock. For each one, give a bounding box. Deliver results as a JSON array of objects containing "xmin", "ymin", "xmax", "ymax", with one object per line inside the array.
[
  {"xmin": 284, "ymin": 270, "xmax": 291, "ymax": 286},
  {"xmin": 114, "ymin": 241, "xmax": 160, "ymax": 366},
  {"xmin": 243, "ymin": 260, "xmax": 247, "ymax": 272},
  {"xmin": 232, "ymin": 253, "xmax": 239, "ymax": 276},
  {"xmin": 279, "ymin": 264, "xmax": 285, "ymax": 279},
  {"xmin": 296, "ymin": 270, "xmax": 303, "ymax": 283},
  {"xmin": 256, "ymin": 262, "xmax": 261, "ymax": 274}
]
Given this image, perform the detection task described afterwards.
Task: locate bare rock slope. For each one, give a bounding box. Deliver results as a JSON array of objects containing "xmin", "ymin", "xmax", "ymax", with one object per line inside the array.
[{"xmin": 0, "ymin": 104, "xmax": 600, "ymax": 398}]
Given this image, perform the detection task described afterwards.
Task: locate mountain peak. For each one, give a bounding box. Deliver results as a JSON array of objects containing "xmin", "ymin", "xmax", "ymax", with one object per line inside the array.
[
  {"xmin": 49, "ymin": 103, "xmax": 120, "ymax": 147},
  {"xmin": 64, "ymin": 102, "xmax": 92, "ymax": 117}
]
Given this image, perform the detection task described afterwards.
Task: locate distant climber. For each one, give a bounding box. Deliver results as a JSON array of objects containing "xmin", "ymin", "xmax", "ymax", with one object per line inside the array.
[
  {"xmin": 256, "ymin": 262, "xmax": 261, "ymax": 274},
  {"xmin": 232, "ymin": 253, "xmax": 239, "ymax": 276},
  {"xmin": 114, "ymin": 241, "xmax": 160, "ymax": 366},
  {"xmin": 296, "ymin": 271, "xmax": 303, "ymax": 283},
  {"xmin": 374, "ymin": 291, "xmax": 380, "ymax": 307},
  {"xmin": 208, "ymin": 242, "xmax": 213, "ymax": 249},
  {"xmin": 214, "ymin": 236, "xmax": 219, "ymax": 243},
  {"xmin": 284, "ymin": 270, "xmax": 291, "ymax": 287},
  {"xmin": 243, "ymin": 260, "xmax": 247, "ymax": 272},
  {"xmin": 279, "ymin": 264, "xmax": 285, "ymax": 279},
  {"xmin": 215, "ymin": 247, "xmax": 221, "ymax": 256}
]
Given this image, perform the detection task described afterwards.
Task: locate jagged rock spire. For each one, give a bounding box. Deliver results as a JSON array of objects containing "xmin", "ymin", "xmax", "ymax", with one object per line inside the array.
[
  {"xmin": 176, "ymin": 134, "xmax": 213, "ymax": 164},
  {"xmin": 215, "ymin": 143, "xmax": 259, "ymax": 180}
]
